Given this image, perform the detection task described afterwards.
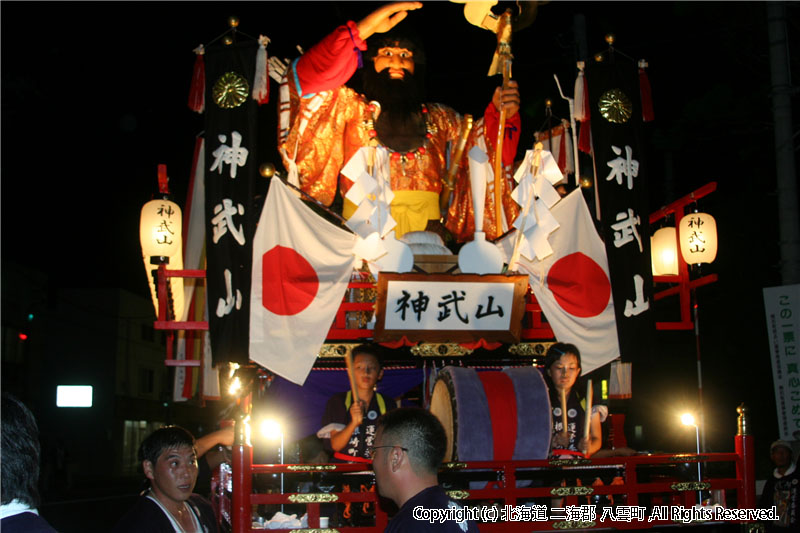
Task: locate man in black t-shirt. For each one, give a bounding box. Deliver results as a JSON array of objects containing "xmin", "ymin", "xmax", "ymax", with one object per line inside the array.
[
  {"xmin": 373, "ymin": 408, "xmax": 479, "ymax": 532},
  {"xmin": 759, "ymin": 439, "xmax": 800, "ymax": 532}
]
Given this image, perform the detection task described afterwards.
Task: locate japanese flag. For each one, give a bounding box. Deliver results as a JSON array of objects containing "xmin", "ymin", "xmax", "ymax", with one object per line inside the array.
[
  {"xmin": 499, "ymin": 189, "xmax": 620, "ymax": 374},
  {"xmin": 250, "ymin": 178, "xmax": 358, "ymax": 385}
]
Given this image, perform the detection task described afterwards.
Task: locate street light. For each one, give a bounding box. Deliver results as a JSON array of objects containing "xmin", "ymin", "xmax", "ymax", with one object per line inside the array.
[
  {"xmin": 679, "ymin": 210, "xmax": 718, "ymax": 453},
  {"xmin": 261, "ymin": 418, "xmax": 285, "ymax": 511},
  {"xmin": 681, "ymin": 413, "xmax": 703, "ymax": 504}
]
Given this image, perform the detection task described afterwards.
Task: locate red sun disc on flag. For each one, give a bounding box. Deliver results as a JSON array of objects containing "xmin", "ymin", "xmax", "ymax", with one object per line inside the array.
[
  {"xmin": 261, "ymin": 246, "xmax": 319, "ymax": 315},
  {"xmin": 547, "ymin": 252, "xmax": 611, "ymax": 318}
]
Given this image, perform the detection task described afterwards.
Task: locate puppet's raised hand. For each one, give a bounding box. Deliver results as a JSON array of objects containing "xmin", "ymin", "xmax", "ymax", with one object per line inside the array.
[{"xmin": 357, "ymin": 2, "xmax": 423, "ymax": 40}]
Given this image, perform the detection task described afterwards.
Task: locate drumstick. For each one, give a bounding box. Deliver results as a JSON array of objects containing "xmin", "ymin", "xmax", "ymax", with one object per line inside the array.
[
  {"xmin": 559, "ymin": 388, "xmax": 568, "ymax": 439},
  {"xmin": 344, "ymin": 350, "xmax": 360, "ymax": 406},
  {"xmin": 583, "ymin": 380, "xmax": 593, "ymax": 444}
]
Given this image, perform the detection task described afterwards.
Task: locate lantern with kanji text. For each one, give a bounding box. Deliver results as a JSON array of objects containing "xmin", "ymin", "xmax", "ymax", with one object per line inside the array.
[
  {"xmin": 679, "ymin": 212, "xmax": 717, "ymax": 265},
  {"xmin": 139, "ymin": 164, "xmax": 184, "ymax": 319}
]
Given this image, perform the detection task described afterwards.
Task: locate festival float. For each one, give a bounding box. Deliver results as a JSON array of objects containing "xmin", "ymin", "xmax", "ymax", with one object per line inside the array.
[{"xmin": 139, "ymin": 2, "xmax": 756, "ymax": 531}]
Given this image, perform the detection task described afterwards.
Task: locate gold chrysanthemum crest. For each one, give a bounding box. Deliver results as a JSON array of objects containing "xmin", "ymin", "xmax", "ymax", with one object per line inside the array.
[
  {"xmin": 598, "ymin": 89, "xmax": 632, "ymax": 123},
  {"xmin": 213, "ymin": 72, "xmax": 249, "ymax": 109}
]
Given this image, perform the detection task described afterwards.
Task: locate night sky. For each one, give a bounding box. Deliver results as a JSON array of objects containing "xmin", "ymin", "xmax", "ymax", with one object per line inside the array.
[{"xmin": 2, "ymin": 2, "xmax": 798, "ymax": 458}]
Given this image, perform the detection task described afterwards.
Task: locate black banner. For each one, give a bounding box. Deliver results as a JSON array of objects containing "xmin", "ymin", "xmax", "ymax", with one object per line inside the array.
[
  {"xmin": 204, "ymin": 41, "xmax": 264, "ymax": 365},
  {"xmin": 586, "ymin": 57, "xmax": 654, "ymax": 364}
]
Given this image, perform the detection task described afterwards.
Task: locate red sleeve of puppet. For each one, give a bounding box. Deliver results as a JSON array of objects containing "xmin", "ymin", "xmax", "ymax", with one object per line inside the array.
[
  {"xmin": 483, "ymin": 102, "xmax": 521, "ymax": 167},
  {"xmin": 295, "ymin": 21, "xmax": 367, "ymax": 96}
]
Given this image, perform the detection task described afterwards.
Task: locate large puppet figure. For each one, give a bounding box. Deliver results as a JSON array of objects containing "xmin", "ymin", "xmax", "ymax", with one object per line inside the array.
[{"xmin": 279, "ymin": 2, "xmax": 520, "ymax": 242}]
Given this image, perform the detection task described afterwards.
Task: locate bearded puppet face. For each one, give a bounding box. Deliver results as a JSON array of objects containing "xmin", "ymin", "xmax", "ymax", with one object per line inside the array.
[
  {"xmin": 362, "ymin": 30, "xmax": 426, "ymax": 107},
  {"xmin": 372, "ymin": 46, "xmax": 415, "ymax": 79},
  {"xmin": 361, "ymin": 35, "xmax": 427, "ymax": 152}
]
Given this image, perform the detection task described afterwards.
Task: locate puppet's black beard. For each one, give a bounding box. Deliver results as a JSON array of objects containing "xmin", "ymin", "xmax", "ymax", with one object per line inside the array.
[{"xmin": 362, "ymin": 70, "xmax": 426, "ymax": 153}]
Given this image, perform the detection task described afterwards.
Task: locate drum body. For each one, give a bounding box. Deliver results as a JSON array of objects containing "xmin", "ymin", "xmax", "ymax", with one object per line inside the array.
[{"xmin": 429, "ymin": 366, "xmax": 551, "ymax": 462}]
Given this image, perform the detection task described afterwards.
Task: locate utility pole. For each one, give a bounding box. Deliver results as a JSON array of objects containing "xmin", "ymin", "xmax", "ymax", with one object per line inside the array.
[{"xmin": 767, "ymin": 2, "xmax": 800, "ymax": 285}]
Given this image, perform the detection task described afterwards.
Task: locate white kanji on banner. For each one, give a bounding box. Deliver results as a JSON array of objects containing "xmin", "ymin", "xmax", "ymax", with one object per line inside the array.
[{"xmin": 250, "ymin": 178, "xmax": 357, "ymax": 385}]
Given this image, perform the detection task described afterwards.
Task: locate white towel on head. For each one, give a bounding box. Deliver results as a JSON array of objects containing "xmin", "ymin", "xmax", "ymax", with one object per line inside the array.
[{"xmin": 316, "ymin": 423, "xmax": 345, "ymax": 439}]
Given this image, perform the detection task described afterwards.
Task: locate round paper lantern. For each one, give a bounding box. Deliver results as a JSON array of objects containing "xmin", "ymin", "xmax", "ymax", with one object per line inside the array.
[
  {"xmin": 651, "ymin": 226, "xmax": 679, "ymax": 275},
  {"xmin": 679, "ymin": 212, "xmax": 717, "ymax": 265},
  {"xmin": 140, "ymin": 198, "xmax": 182, "ymax": 258}
]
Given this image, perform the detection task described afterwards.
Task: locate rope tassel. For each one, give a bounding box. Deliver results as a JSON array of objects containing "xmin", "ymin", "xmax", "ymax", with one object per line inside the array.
[
  {"xmin": 638, "ymin": 59, "xmax": 654, "ymax": 122},
  {"xmin": 188, "ymin": 45, "xmax": 205, "ymax": 113},
  {"xmin": 252, "ymin": 35, "xmax": 271, "ymax": 105},
  {"xmin": 574, "ymin": 61, "xmax": 592, "ymax": 154},
  {"xmin": 573, "ymin": 63, "xmax": 589, "ymax": 122}
]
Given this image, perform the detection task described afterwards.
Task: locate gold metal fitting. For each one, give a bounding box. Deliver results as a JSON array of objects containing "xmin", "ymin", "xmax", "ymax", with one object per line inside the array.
[
  {"xmin": 228, "ymin": 16, "xmax": 240, "ymax": 28},
  {"xmin": 737, "ymin": 403, "xmax": 749, "ymax": 436},
  {"xmin": 605, "ymin": 33, "xmax": 615, "ymax": 45},
  {"xmin": 259, "ymin": 162, "xmax": 276, "ymax": 178}
]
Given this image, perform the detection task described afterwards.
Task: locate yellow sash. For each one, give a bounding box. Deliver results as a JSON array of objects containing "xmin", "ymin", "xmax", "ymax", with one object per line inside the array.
[{"xmin": 342, "ymin": 190, "xmax": 439, "ymax": 238}]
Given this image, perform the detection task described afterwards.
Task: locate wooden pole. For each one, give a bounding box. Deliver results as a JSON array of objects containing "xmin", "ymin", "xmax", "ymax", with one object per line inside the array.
[
  {"xmin": 584, "ymin": 379, "xmax": 593, "ymax": 446},
  {"xmin": 560, "ymin": 388, "xmax": 568, "ymax": 440},
  {"xmin": 493, "ymin": 59, "xmax": 511, "ymax": 233},
  {"xmin": 508, "ymin": 143, "xmax": 543, "ymax": 270},
  {"xmin": 344, "ymin": 349, "xmax": 360, "ymax": 406}
]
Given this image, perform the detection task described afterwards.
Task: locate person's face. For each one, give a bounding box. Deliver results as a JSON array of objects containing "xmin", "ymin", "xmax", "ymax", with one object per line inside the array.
[
  {"xmin": 354, "ymin": 352, "xmax": 383, "ymax": 391},
  {"xmin": 373, "ymin": 47, "xmax": 415, "ymax": 79},
  {"xmin": 548, "ymin": 353, "xmax": 581, "ymax": 392},
  {"xmin": 771, "ymin": 446, "xmax": 793, "ymax": 468},
  {"xmin": 144, "ymin": 445, "xmax": 198, "ymax": 506},
  {"xmin": 371, "ymin": 428, "xmax": 393, "ymax": 500}
]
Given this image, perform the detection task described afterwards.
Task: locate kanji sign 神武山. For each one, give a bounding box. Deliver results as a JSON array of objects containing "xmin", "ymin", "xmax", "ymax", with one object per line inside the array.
[{"xmin": 374, "ymin": 273, "xmax": 528, "ymax": 344}]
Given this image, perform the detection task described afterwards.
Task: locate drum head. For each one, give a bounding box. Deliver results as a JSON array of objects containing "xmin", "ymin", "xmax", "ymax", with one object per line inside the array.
[
  {"xmin": 429, "ymin": 366, "xmax": 551, "ymax": 462},
  {"xmin": 430, "ymin": 378, "xmax": 455, "ymax": 462},
  {"xmin": 503, "ymin": 366, "xmax": 552, "ymax": 460},
  {"xmin": 429, "ymin": 366, "xmax": 492, "ymax": 462}
]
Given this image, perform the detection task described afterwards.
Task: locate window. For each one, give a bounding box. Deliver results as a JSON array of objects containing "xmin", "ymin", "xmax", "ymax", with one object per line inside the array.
[
  {"xmin": 140, "ymin": 324, "xmax": 154, "ymax": 342},
  {"xmin": 139, "ymin": 368, "xmax": 154, "ymax": 395},
  {"xmin": 122, "ymin": 420, "xmax": 162, "ymax": 475}
]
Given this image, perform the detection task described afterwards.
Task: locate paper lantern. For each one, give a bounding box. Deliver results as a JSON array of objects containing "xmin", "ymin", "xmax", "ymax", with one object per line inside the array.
[
  {"xmin": 651, "ymin": 226, "xmax": 679, "ymax": 275},
  {"xmin": 139, "ymin": 197, "xmax": 184, "ymax": 319},
  {"xmin": 140, "ymin": 198, "xmax": 182, "ymax": 258},
  {"xmin": 679, "ymin": 212, "xmax": 717, "ymax": 265}
]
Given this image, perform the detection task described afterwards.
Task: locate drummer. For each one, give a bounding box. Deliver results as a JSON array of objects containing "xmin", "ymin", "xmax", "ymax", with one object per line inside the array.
[
  {"xmin": 544, "ymin": 342, "xmax": 605, "ymax": 458},
  {"xmin": 319, "ymin": 344, "xmax": 396, "ymax": 462},
  {"xmin": 317, "ymin": 344, "xmax": 395, "ymax": 526}
]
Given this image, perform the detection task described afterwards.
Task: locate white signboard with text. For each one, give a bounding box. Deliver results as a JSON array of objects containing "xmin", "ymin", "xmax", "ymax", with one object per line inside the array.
[
  {"xmin": 764, "ymin": 284, "xmax": 800, "ymax": 441},
  {"xmin": 375, "ymin": 274, "xmax": 528, "ymax": 344}
]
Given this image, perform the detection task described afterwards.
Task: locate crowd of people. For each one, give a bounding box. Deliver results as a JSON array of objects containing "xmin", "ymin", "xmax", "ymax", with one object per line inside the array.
[
  {"xmin": 4, "ymin": 347, "xmax": 795, "ymax": 532},
  {"xmin": 7, "ymin": 326, "xmax": 795, "ymax": 532}
]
